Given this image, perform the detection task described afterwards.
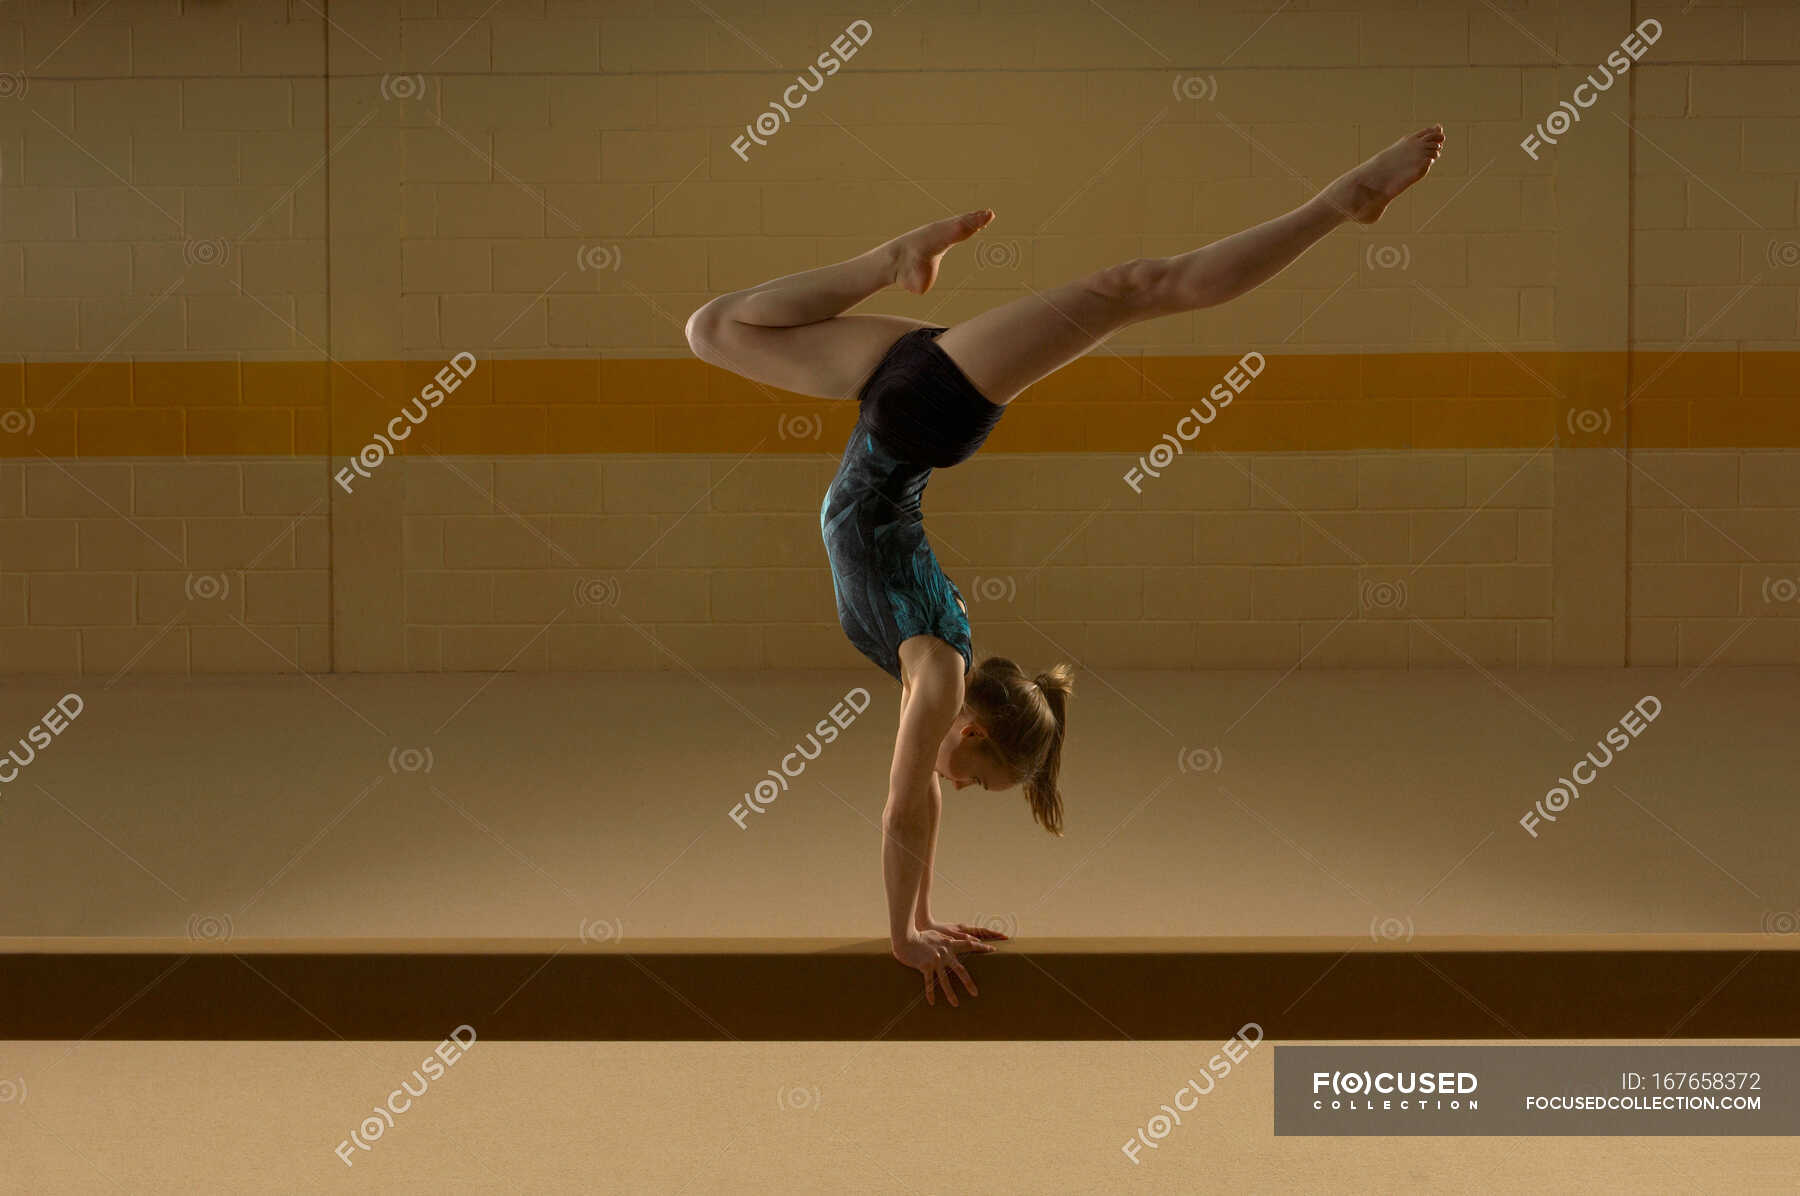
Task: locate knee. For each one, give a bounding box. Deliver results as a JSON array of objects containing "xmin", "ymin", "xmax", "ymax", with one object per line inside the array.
[
  {"xmin": 684, "ymin": 301, "xmax": 729, "ymax": 363},
  {"xmin": 683, "ymin": 303, "xmax": 715, "ymax": 356}
]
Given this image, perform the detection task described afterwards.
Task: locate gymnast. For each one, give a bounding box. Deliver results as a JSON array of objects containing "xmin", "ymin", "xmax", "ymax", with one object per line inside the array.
[{"xmin": 685, "ymin": 125, "xmax": 1445, "ymax": 1006}]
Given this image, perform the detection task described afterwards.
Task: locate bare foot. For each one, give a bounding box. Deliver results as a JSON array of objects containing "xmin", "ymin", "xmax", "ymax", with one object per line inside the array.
[
  {"xmin": 1323, "ymin": 125, "xmax": 1445, "ymax": 224},
  {"xmin": 888, "ymin": 209, "xmax": 994, "ymax": 294}
]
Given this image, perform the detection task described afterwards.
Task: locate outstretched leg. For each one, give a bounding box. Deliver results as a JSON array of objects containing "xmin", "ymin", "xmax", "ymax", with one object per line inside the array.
[
  {"xmin": 934, "ymin": 125, "xmax": 1447, "ymax": 406},
  {"xmin": 684, "ymin": 210, "xmax": 994, "ymax": 399}
]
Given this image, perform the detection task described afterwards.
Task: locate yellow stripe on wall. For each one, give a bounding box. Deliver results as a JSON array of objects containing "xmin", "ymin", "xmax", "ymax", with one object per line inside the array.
[{"xmin": 0, "ymin": 352, "xmax": 1795, "ymax": 456}]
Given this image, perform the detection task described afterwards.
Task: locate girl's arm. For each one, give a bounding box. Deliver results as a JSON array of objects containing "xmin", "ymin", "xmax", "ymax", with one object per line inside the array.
[
  {"xmin": 882, "ymin": 661, "xmax": 959, "ymax": 949},
  {"xmin": 911, "ymin": 770, "xmax": 942, "ymax": 930}
]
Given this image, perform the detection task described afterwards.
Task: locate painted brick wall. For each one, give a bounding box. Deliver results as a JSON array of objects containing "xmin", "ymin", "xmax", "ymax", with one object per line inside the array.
[{"xmin": 0, "ymin": 1, "xmax": 1794, "ymax": 673}]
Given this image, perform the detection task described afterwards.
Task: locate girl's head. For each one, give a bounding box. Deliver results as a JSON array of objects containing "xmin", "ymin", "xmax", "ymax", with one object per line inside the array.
[{"xmin": 935, "ymin": 656, "xmax": 1074, "ymax": 835}]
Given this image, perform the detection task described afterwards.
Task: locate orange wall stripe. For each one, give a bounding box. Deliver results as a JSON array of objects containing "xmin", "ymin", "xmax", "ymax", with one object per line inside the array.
[{"xmin": 0, "ymin": 352, "xmax": 1792, "ymax": 456}]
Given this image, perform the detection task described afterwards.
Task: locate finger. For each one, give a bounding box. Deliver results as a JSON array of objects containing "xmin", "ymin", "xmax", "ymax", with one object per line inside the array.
[
  {"xmin": 951, "ymin": 958, "xmax": 978, "ymax": 997},
  {"xmin": 923, "ymin": 967, "xmax": 935, "ymax": 1006},
  {"xmin": 965, "ymin": 925, "xmax": 1008, "ymax": 940},
  {"xmin": 937, "ymin": 958, "xmax": 959, "ymax": 1006}
]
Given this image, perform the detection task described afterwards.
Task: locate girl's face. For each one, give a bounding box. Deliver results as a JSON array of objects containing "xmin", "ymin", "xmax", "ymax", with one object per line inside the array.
[{"xmin": 935, "ymin": 710, "xmax": 1011, "ymax": 792}]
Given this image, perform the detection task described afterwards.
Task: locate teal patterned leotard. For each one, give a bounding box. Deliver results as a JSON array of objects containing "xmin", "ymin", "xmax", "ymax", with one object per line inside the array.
[{"xmin": 820, "ymin": 326, "xmax": 1005, "ymax": 683}]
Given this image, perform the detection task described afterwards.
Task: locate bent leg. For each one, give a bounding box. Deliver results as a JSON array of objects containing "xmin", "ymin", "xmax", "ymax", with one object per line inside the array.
[
  {"xmin": 712, "ymin": 244, "xmax": 900, "ymax": 329},
  {"xmin": 684, "ymin": 210, "xmax": 992, "ymax": 400},
  {"xmin": 687, "ymin": 310, "xmax": 934, "ymax": 401},
  {"xmin": 684, "ymin": 245, "xmax": 928, "ymax": 400}
]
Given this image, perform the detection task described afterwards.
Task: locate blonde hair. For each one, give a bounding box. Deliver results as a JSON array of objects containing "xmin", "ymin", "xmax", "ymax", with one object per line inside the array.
[{"xmin": 963, "ymin": 656, "xmax": 1074, "ymax": 835}]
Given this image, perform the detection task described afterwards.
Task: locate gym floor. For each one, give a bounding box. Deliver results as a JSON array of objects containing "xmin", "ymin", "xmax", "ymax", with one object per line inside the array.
[
  {"xmin": 5, "ymin": 1040, "xmax": 1797, "ymax": 1193},
  {"xmin": 0, "ymin": 670, "xmax": 1793, "ymax": 941}
]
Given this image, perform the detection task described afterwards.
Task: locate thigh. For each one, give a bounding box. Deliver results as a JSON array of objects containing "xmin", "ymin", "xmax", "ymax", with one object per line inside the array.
[
  {"xmin": 700, "ymin": 312, "xmax": 935, "ymax": 400},
  {"xmin": 932, "ymin": 275, "xmax": 1141, "ymax": 407}
]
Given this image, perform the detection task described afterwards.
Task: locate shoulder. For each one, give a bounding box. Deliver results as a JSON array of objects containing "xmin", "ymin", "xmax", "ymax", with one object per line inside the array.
[
  {"xmin": 888, "ymin": 639, "xmax": 963, "ymax": 797},
  {"xmin": 897, "ymin": 636, "xmax": 966, "ymax": 717}
]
